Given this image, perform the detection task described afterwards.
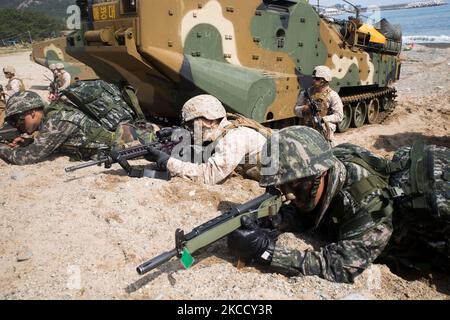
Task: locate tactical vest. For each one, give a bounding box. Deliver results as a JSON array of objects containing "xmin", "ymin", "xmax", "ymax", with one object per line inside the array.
[
  {"xmin": 328, "ymin": 144, "xmax": 394, "ymax": 239},
  {"xmin": 45, "ymin": 101, "xmax": 115, "ymax": 160},
  {"xmin": 330, "ymin": 142, "xmax": 450, "ymax": 241},
  {"xmin": 61, "ymin": 80, "xmax": 142, "ymax": 131},
  {"xmin": 6, "ymin": 77, "xmax": 25, "ymax": 92},
  {"xmin": 307, "ymin": 87, "xmax": 333, "ymax": 118},
  {"xmin": 214, "ymin": 113, "xmax": 272, "ymax": 181},
  {"xmin": 300, "ymin": 88, "xmax": 334, "ymax": 142}
]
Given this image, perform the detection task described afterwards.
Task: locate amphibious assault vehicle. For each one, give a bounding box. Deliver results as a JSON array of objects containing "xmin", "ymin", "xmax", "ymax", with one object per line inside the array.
[{"xmin": 33, "ymin": 0, "xmax": 402, "ymax": 131}]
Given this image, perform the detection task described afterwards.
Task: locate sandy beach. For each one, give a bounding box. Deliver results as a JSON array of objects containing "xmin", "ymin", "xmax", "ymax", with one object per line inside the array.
[{"xmin": 0, "ymin": 44, "xmax": 449, "ymax": 300}]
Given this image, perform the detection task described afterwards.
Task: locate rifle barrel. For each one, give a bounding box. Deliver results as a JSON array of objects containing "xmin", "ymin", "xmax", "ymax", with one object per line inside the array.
[
  {"xmin": 64, "ymin": 158, "xmax": 107, "ymax": 172},
  {"xmin": 136, "ymin": 249, "xmax": 178, "ymax": 275}
]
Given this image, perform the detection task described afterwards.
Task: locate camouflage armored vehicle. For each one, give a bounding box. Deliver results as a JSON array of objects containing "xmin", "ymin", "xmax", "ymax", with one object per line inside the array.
[
  {"xmin": 31, "ymin": 36, "xmax": 98, "ymax": 81},
  {"xmin": 33, "ymin": 0, "xmax": 402, "ymax": 131}
]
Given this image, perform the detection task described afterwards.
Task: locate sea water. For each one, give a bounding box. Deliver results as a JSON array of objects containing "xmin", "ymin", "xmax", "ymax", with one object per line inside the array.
[{"xmin": 336, "ymin": 4, "xmax": 450, "ymax": 43}]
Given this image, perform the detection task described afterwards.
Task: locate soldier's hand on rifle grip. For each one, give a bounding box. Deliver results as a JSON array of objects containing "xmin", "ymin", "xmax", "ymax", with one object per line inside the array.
[
  {"xmin": 7, "ymin": 136, "xmax": 25, "ymax": 148},
  {"xmin": 144, "ymin": 145, "xmax": 170, "ymax": 170},
  {"xmin": 227, "ymin": 216, "xmax": 276, "ymax": 265},
  {"xmin": 301, "ymin": 105, "xmax": 311, "ymax": 118}
]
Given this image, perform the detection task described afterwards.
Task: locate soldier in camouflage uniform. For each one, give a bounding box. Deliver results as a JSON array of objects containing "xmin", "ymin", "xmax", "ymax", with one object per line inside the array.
[
  {"xmin": 0, "ymin": 91, "xmax": 157, "ymax": 165},
  {"xmin": 295, "ymin": 66, "xmax": 343, "ymax": 146},
  {"xmin": 227, "ymin": 126, "xmax": 449, "ymax": 283},
  {"xmin": 2, "ymin": 66, "xmax": 25, "ymax": 100},
  {"xmin": 144, "ymin": 94, "xmax": 269, "ymax": 185}
]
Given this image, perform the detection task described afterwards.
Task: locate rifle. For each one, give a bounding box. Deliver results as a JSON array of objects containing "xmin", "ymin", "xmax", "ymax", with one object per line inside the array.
[
  {"xmin": 136, "ymin": 187, "xmax": 283, "ymax": 275},
  {"xmin": 0, "ymin": 84, "xmax": 6, "ymax": 103},
  {"xmin": 0, "ymin": 122, "xmax": 21, "ymax": 144},
  {"xmin": 45, "ymin": 75, "xmax": 59, "ymax": 101},
  {"xmin": 303, "ymin": 90, "xmax": 326, "ymax": 133},
  {"xmin": 64, "ymin": 126, "xmax": 188, "ymax": 180}
]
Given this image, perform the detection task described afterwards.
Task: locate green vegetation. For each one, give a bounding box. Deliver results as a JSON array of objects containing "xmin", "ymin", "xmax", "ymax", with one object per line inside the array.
[
  {"xmin": 0, "ymin": 0, "xmax": 74, "ymax": 18},
  {"xmin": 0, "ymin": 8, "xmax": 65, "ymax": 44}
]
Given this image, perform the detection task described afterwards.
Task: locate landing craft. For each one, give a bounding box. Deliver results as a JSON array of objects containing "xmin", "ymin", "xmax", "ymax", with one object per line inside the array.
[{"xmin": 32, "ymin": 0, "xmax": 402, "ymax": 131}]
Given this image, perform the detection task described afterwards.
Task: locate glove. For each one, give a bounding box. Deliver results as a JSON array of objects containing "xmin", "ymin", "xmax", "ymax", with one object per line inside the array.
[
  {"xmin": 144, "ymin": 146, "xmax": 170, "ymax": 170},
  {"xmin": 271, "ymin": 203, "xmax": 307, "ymax": 233},
  {"xmin": 227, "ymin": 216, "xmax": 276, "ymax": 265}
]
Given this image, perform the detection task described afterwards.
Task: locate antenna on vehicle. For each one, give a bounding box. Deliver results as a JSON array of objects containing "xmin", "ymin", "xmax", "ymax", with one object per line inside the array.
[{"xmin": 342, "ymin": 0, "xmax": 360, "ymax": 19}]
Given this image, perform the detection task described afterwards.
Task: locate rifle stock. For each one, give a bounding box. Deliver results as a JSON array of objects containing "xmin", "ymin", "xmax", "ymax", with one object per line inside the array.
[{"xmin": 136, "ymin": 187, "xmax": 283, "ymax": 275}]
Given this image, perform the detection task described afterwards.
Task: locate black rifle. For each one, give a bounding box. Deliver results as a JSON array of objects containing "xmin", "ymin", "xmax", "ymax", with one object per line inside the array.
[
  {"xmin": 0, "ymin": 122, "xmax": 20, "ymax": 144},
  {"xmin": 65, "ymin": 126, "xmax": 188, "ymax": 180},
  {"xmin": 45, "ymin": 75, "xmax": 59, "ymax": 101},
  {"xmin": 303, "ymin": 89, "xmax": 327, "ymax": 137},
  {"xmin": 0, "ymin": 84, "xmax": 6, "ymax": 103},
  {"xmin": 136, "ymin": 187, "xmax": 283, "ymax": 275}
]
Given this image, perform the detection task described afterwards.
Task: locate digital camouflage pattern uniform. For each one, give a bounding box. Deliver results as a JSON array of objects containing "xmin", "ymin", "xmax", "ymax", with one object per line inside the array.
[
  {"xmin": 269, "ymin": 146, "xmax": 393, "ymax": 283},
  {"xmin": 258, "ymin": 127, "xmax": 449, "ymax": 283},
  {"xmin": 385, "ymin": 144, "xmax": 450, "ymax": 270},
  {"xmin": 0, "ymin": 92, "xmax": 157, "ymax": 165}
]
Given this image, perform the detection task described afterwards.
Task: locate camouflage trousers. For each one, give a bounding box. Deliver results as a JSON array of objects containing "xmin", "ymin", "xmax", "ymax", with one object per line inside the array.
[{"xmin": 111, "ymin": 121, "xmax": 159, "ymax": 151}]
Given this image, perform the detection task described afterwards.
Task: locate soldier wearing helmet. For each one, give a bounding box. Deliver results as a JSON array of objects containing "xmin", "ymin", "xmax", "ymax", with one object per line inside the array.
[
  {"xmin": 227, "ymin": 126, "xmax": 450, "ymax": 282},
  {"xmin": 295, "ymin": 65, "xmax": 343, "ymax": 146},
  {"xmin": 2, "ymin": 65, "xmax": 25, "ymax": 101},
  {"xmin": 55, "ymin": 63, "xmax": 72, "ymax": 90},
  {"xmin": 0, "ymin": 90, "xmax": 120, "ymax": 164},
  {"xmin": 48, "ymin": 64, "xmax": 58, "ymax": 81},
  {"xmin": 143, "ymin": 94, "xmax": 269, "ymax": 185}
]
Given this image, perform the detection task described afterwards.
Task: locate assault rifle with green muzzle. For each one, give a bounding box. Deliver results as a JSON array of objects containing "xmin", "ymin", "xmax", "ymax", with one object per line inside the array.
[
  {"xmin": 65, "ymin": 126, "xmax": 189, "ymax": 180},
  {"xmin": 136, "ymin": 187, "xmax": 284, "ymax": 275}
]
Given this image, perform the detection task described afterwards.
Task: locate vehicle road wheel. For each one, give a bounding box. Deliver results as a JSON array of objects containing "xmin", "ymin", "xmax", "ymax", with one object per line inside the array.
[
  {"xmin": 337, "ymin": 103, "xmax": 352, "ymax": 132},
  {"xmin": 366, "ymin": 98, "xmax": 380, "ymax": 124},
  {"xmin": 352, "ymin": 101, "xmax": 367, "ymax": 128},
  {"xmin": 381, "ymin": 96, "xmax": 394, "ymax": 111}
]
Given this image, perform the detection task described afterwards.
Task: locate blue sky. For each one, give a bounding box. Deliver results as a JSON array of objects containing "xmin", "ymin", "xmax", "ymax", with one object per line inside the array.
[{"xmin": 315, "ymin": 0, "xmax": 412, "ymax": 7}]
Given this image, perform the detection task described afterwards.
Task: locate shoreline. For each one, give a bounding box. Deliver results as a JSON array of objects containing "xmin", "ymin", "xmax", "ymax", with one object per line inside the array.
[{"xmin": 416, "ymin": 42, "xmax": 450, "ymax": 48}]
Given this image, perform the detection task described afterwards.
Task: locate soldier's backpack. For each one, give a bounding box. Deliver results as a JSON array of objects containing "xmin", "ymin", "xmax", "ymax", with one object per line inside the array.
[
  {"xmin": 333, "ymin": 142, "xmax": 450, "ymax": 223},
  {"xmin": 61, "ymin": 80, "xmax": 144, "ymax": 131},
  {"xmin": 223, "ymin": 113, "xmax": 273, "ymax": 138}
]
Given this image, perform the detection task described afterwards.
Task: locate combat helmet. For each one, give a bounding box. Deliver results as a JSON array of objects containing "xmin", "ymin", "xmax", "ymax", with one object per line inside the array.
[
  {"xmin": 260, "ymin": 126, "xmax": 336, "ymax": 187},
  {"xmin": 312, "ymin": 66, "xmax": 332, "ymax": 82},
  {"xmin": 181, "ymin": 94, "xmax": 226, "ymax": 123},
  {"xmin": 5, "ymin": 91, "xmax": 45, "ymax": 119},
  {"xmin": 3, "ymin": 66, "xmax": 15, "ymax": 74}
]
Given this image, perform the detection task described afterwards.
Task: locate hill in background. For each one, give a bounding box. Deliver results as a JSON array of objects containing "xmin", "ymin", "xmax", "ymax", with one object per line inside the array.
[
  {"xmin": 0, "ymin": 0, "xmax": 74, "ymax": 18},
  {"xmin": 0, "ymin": 8, "xmax": 65, "ymax": 44}
]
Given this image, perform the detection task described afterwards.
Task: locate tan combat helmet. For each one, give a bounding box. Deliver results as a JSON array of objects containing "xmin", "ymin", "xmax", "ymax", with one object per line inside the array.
[
  {"xmin": 49, "ymin": 64, "xmax": 57, "ymax": 71},
  {"xmin": 3, "ymin": 66, "xmax": 16, "ymax": 75},
  {"xmin": 181, "ymin": 94, "xmax": 226, "ymax": 123},
  {"xmin": 55, "ymin": 62, "xmax": 65, "ymax": 70},
  {"xmin": 312, "ymin": 66, "xmax": 332, "ymax": 82}
]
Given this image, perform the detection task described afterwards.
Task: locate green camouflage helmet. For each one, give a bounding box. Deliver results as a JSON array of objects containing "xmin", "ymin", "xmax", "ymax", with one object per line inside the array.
[
  {"xmin": 260, "ymin": 126, "xmax": 337, "ymax": 186},
  {"xmin": 5, "ymin": 91, "xmax": 45, "ymax": 119}
]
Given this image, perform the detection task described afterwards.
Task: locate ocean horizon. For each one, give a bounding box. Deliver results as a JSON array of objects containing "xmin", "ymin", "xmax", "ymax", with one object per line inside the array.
[{"xmin": 335, "ymin": 4, "xmax": 450, "ymax": 43}]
